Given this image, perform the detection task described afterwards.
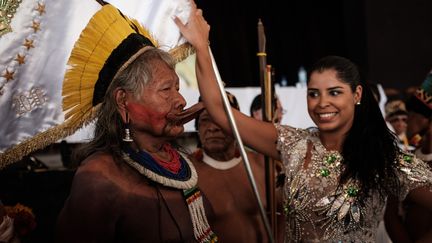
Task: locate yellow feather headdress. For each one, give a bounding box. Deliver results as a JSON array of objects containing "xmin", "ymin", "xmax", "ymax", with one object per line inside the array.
[
  {"xmin": 0, "ymin": 3, "xmax": 193, "ymax": 168},
  {"xmin": 62, "ymin": 4, "xmax": 160, "ymax": 132}
]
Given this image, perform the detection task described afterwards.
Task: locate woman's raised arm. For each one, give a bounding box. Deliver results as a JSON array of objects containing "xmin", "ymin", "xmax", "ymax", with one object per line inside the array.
[{"xmin": 174, "ymin": 1, "xmax": 280, "ymax": 160}]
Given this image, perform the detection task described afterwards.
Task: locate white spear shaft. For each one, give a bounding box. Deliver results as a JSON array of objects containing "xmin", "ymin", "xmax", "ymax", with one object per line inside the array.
[{"xmin": 208, "ymin": 47, "xmax": 274, "ymax": 243}]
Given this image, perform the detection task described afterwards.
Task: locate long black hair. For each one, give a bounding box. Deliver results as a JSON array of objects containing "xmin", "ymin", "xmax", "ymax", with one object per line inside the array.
[{"xmin": 309, "ymin": 56, "xmax": 400, "ymax": 199}]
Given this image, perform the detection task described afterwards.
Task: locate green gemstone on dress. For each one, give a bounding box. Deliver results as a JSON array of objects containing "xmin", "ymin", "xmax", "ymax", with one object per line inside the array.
[
  {"xmin": 325, "ymin": 154, "xmax": 337, "ymax": 164},
  {"xmin": 346, "ymin": 186, "xmax": 359, "ymax": 197},
  {"xmin": 403, "ymin": 155, "xmax": 412, "ymax": 163},
  {"xmin": 283, "ymin": 205, "xmax": 289, "ymax": 215},
  {"xmin": 320, "ymin": 168, "xmax": 330, "ymax": 177}
]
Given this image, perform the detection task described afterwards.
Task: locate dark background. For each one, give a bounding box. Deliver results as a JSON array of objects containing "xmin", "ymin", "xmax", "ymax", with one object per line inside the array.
[{"xmin": 197, "ymin": 0, "xmax": 432, "ymax": 91}]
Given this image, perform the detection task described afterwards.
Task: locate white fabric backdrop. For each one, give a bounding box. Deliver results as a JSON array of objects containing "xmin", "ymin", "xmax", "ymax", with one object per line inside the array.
[
  {"xmin": 181, "ymin": 86, "xmax": 316, "ymax": 131},
  {"xmin": 0, "ymin": 0, "xmax": 101, "ymax": 152}
]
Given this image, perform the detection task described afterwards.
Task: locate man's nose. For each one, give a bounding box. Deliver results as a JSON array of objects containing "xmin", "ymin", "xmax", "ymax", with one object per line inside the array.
[{"xmin": 174, "ymin": 92, "xmax": 186, "ymax": 110}]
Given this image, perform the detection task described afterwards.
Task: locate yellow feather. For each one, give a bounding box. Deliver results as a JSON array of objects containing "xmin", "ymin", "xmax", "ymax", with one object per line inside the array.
[
  {"xmin": 62, "ymin": 4, "xmax": 157, "ymax": 129},
  {"xmin": 0, "ymin": 4, "xmax": 194, "ymax": 167}
]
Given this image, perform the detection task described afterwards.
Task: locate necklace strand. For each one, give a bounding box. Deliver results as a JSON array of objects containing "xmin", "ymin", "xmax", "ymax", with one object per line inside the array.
[{"xmin": 122, "ymin": 146, "xmax": 198, "ymax": 189}]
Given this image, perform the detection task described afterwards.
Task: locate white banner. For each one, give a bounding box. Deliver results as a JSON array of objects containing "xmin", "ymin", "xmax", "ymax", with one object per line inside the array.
[
  {"xmin": 0, "ymin": 0, "xmax": 196, "ymax": 167},
  {"xmin": 0, "ymin": 0, "xmax": 100, "ymax": 165},
  {"xmin": 105, "ymin": 0, "xmax": 197, "ymax": 88},
  {"xmin": 105, "ymin": 0, "xmax": 191, "ymax": 52}
]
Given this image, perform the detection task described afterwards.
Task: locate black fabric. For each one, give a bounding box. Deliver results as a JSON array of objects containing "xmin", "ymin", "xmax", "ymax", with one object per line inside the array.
[
  {"xmin": 406, "ymin": 95, "xmax": 432, "ymax": 118},
  {"xmin": 92, "ymin": 33, "xmax": 154, "ymax": 106}
]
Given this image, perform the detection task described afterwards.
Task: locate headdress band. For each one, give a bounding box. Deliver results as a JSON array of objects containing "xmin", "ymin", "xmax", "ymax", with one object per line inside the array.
[{"xmin": 93, "ymin": 33, "xmax": 155, "ymax": 105}]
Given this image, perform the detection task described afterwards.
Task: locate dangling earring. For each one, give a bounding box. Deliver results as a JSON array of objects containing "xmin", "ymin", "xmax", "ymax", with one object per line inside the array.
[
  {"xmin": 356, "ymin": 101, "xmax": 361, "ymax": 105},
  {"xmin": 123, "ymin": 112, "xmax": 133, "ymax": 142}
]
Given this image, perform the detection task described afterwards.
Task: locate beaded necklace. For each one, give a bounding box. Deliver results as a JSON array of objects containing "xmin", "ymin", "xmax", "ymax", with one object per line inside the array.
[
  {"xmin": 202, "ymin": 151, "xmax": 242, "ymax": 170},
  {"xmin": 122, "ymin": 146, "xmax": 218, "ymax": 242},
  {"xmin": 192, "ymin": 148, "xmax": 242, "ymax": 170},
  {"xmin": 122, "ymin": 145, "xmax": 197, "ymax": 189},
  {"xmin": 152, "ymin": 143, "xmax": 182, "ymax": 174}
]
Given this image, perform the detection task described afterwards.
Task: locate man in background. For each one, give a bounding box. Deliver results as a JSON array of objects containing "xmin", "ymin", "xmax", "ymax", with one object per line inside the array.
[{"xmin": 192, "ymin": 92, "xmax": 282, "ymax": 242}]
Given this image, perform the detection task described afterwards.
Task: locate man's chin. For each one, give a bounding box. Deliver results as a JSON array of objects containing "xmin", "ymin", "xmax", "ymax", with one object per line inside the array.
[
  {"xmin": 203, "ymin": 143, "xmax": 226, "ymax": 152},
  {"xmin": 166, "ymin": 126, "xmax": 184, "ymax": 138}
]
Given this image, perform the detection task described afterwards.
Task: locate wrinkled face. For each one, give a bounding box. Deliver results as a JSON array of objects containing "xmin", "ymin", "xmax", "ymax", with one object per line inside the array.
[
  {"xmin": 307, "ymin": 69, "xmax": 361, "ymax": 135},
  {"xmin": 126, "ymin": 59, "xmax": 186, "ymax": 138},
  {"xmin": 387, "ymin": 114, "xmax": 408, "ymax": 136},
  {"xmin": 198, "ymin": 110, "xmax": 235, "ymax": 154},
  {"xmin": 406, "ymin": 111, "xmax": 430, "ymax": 139}
]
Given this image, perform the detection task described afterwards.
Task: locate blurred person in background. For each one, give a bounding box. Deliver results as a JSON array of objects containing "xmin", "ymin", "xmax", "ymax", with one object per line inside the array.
[
  {"xmin": 250, "ymin": 94, "xmax": 285, "ymax": 124},
  {"xmin": 385, "ymin": 99, "xmax": 411, "ymax": 151},
  {"xmin": 385, "ymin": 69, "xmax": 432, "ymax": 242}
]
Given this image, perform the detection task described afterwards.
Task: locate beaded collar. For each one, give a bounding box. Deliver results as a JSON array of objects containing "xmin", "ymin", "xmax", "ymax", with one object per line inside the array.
[
  {"xmin": 202, "ymin": 151, "xmax": 242, "ymax": 170},
  {"xmin": 122, "ymin": 146, "xmax": 198, "ymax": 189},
  {"xmin": 123, "ymin": 146, "xmax": 218, "ymax": 242}
]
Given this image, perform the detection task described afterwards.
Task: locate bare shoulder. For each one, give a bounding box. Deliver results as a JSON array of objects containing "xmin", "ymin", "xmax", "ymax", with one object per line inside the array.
[
  {"xmin": 74, "ymin": 152, "xmax": 149, "ymax": 190},
  {"xmin": 71, "ymin": 152, "xmax": 122, "ymax": 189},
  {"xmin": 77, "ymin": 152, "xmax": 118, "ymax": 175},
  {"xmin": 80, "ymin": 151, "xmax": 114, "ymax": 166}
]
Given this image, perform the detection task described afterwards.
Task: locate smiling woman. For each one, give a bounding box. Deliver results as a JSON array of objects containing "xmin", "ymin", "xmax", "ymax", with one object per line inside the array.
[
  {"xmin": 184, "ymin": 6, "xmax": 432, "ymax": 238},
  {"xmin": 306, "ymin": 68, "xmax": 362, "ymax": 136}
]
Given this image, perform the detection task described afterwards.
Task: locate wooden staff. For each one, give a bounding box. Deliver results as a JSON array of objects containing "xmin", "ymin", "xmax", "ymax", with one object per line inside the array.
[{"xmin": 258, "ymin": 19, "xmax": 277, "ymax": 241}]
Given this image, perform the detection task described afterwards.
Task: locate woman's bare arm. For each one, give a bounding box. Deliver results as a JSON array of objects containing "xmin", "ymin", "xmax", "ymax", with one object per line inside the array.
[{"xmin": 174, "ymin": 1, "xmax": 280, "ymax": 159}]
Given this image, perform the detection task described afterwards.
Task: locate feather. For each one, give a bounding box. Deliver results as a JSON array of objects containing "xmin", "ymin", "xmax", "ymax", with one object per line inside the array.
[{"xmin": 62, "ymin": 4, "xmax": 158, "ymax": 132}]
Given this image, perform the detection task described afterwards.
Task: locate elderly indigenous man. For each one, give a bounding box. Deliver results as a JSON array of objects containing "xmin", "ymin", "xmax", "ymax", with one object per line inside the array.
[
  {"xmin": 56, "ymin": 3, "xmax": 217, "ymax": 243},
  {"xmin": 192, "ymin": 93, "xmax": 276, "ymax": 242}
]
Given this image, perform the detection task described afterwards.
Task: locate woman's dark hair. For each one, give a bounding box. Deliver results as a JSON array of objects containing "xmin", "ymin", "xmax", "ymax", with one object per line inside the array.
[
  {"xmin": 308, "ymin": 55, "xmax": 400, "ymax": 199},
  {"xmin": 72, "ymin": 48, "xmax": 176, "ymax": 164}
]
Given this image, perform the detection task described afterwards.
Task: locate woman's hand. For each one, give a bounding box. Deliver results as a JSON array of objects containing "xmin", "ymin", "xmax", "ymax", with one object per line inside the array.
[{"xmin": 174, "ymin": 0, "xmax": 210, "ymax": 52}]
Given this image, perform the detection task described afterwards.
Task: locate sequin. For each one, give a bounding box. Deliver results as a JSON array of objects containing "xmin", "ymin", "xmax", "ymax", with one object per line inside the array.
[
  {"xmin": 350, "ymin": 205, "xmax": 361, "ymax": 223},
  {"xmin": 346, "ymin": 186, "xmax": 359, "ymax": 197},
  {"xmin": 0, "ymin": 0, "xmax": 22, "ymax": 37},
  {"xmin": 275, "ymin": 124, "xmax": 432, "ymax": 242}
]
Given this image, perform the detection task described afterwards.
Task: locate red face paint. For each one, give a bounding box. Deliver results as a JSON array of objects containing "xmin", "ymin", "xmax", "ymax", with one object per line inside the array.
[{"xmin": 127, "ymin": 101, "xmax": 167, "ymax": 130}]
